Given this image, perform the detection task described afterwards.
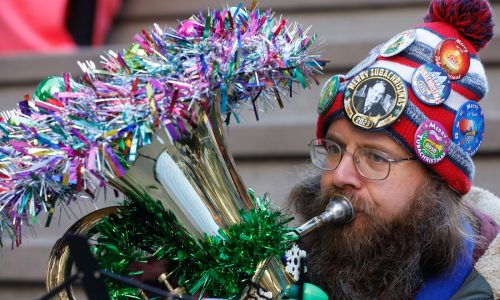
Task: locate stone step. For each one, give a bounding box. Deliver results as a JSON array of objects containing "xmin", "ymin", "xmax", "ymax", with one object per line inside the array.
[
  {"xmin": 108, "ymin": 2, "xmax": 500, "ymax": 65},
  {"xmin": 117, "ymin": 0, "xmax": 429, "ymax": 19},
  {"xmin": 2, "ymin": 1, "xmax": 499, "ymax": 84}
]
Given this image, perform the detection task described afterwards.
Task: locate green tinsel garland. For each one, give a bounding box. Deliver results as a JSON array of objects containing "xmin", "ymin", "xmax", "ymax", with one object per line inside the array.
[{"xmin": 89, "ymin": 189, "xmax": 296, "ymax": 299}]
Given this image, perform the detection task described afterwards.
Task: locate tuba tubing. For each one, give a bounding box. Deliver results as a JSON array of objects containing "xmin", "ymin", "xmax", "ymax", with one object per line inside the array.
[{"xmin": 45, "ymin": 197, "xmax": 353, "ymax": 299}]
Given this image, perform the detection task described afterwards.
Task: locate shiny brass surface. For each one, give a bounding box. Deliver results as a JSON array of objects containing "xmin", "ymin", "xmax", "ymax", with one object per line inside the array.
[
  {"xmin": 106, "ymin": 101, "xmax": 253, "ymax": 238},
  {"xmin": 45, "ymin": 99, "xmax": 346, "ymax": 299},
  {"xmin": 45, "ymin": 206, "xmax": 121, "ymax": 299},
  {"xmin": 157, "ymin": 272, "xmax": 175, "ymax": 292},
  {"xmin": 45, "ymin": 100, "xmax": 258, "ymax": 298},
  {"xmin": 247, "ymin": 256, "xmax": 295, "ymax": 299}
]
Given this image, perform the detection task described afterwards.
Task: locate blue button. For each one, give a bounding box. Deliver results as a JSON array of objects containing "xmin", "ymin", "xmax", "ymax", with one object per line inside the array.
[
  {"xmin": 452, "ymin": 101, "xmax": 484, "ymax": 155},
  {"xmin": 411, "ymin": 63, "xmax": 451, "ymax": 106}
]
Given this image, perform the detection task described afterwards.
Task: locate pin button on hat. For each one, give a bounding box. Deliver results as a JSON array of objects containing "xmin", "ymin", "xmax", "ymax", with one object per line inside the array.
[
  {"xmin": 343, "ymin": 67, "xmax": 407, "ymax": 130},
  {"xmin": 452, "ymin": 101, "xmax": 484, "ymax": 156},
  {"xmin": 318, "ymin": 75, "xmax": 341, "ymax": 115},
  {"xmin": 380, "ymin": 29, "xmax": 416, "ymax": 57},
  {"xmin": 434, "ymin": 38, "xmax": 470, "ymax": 80},
  {"xmin": 411, "ymin": 63, "xmax": 451, "ymax": 106},
  {"xmin": 414, "ymin": 119, "xmax": 450, "ymax": 165}
]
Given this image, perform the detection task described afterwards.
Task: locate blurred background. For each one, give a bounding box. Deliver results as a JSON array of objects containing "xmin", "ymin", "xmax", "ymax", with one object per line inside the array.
[{"xmin": 0, "ymin": 0, "xmax": 499, "ymax": 299}]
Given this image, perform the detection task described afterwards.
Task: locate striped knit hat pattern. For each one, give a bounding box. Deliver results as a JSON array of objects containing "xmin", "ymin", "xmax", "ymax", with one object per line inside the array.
[{"xmin": 316, "ymin": 0, "xmax": 495, "ymax": 195}]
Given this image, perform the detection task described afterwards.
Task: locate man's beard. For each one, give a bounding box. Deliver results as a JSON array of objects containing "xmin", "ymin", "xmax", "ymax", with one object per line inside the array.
[{"xmin": 289, "ymin": 175, "xmax": 469, "ymax": 300}]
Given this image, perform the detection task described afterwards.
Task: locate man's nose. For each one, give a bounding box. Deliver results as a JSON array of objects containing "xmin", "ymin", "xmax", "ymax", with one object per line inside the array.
[{"xmin": 322, "ymin": 152, "xmax": 362, "ymax": 190}]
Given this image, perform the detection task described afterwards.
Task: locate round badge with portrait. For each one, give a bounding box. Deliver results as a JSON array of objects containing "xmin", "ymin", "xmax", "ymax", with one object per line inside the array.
[
  {"xmin": 345, "ymin": 47, "xmax": 380, "ymax": 79},
  {"xmin": 452, "ymin": 101, "xmax": 484, "ymax": 156},
  {"xmin": 343, "ymin": 67, "xmax": 408, "ymax": 130},
  {"xmin": 414, "ymin": 119, "xmax": 450, "ymax": 165},
  {"xmin": 318, "ymin": 75, "xmax": 341, "ymax": 115},
  {"xmin": 380, "ymin": 29, "xmax": 416, "ymax": 57},
  {"xmin": 434, "ymin": 38, "xmax": 470, "ymax": 80},
  {"xmin": 411, "ymin": 63, "xmax": 451, "ymax": 106}
]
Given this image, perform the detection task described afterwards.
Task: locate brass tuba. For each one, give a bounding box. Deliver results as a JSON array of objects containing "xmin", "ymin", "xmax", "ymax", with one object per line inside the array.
[
  {"xmin": 47, "ymin": 98, "xmax": 290, "ymax": 299},
  {"xmin": 45, "ymin": 96, "xmax": 354, "ymax": 299}
]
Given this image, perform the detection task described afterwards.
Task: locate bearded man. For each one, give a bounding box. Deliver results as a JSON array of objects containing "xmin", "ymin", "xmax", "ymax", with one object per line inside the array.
[
  {"xmin": 290, "ymin": 118, "xmax": 499, "ymax": 299},
  {"xmin": 288, "ymin": 0, "xmax": 500, "ymax": 299}
]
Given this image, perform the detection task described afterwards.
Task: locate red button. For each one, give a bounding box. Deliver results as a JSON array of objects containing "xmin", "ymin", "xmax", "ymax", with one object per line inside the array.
[{"xmin": 434, "ymin": 38, "xmax": 470, "ymax": 81}]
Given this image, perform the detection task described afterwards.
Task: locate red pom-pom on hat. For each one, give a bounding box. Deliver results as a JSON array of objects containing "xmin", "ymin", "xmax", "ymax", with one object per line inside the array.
[{"xmin": 423, "ymin": 0, "xmax": 495, "ymax": 51}]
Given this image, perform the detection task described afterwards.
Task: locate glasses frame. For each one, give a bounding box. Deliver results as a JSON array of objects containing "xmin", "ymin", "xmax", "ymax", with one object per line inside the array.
[{"xmin": 308, "ymin": 138, "xmax": 416, "ymax": 180}]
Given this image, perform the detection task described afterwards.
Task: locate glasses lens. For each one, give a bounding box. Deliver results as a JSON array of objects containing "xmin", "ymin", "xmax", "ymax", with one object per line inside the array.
[
  {"xmin": 355, "ymin": 149, "xmax": 390, "ymax": 180},
  {"xmin": 310, "ymin": 139, "xmax": 342, "ymax": 170}
]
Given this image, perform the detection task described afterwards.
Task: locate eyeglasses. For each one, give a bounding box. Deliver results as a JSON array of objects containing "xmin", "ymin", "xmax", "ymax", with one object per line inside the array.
[{"xmin": 308, "ymin": 138, "xmax": 416, "ymax": 180}]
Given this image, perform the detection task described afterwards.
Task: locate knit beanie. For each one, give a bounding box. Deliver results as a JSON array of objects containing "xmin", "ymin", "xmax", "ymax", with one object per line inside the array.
[{"xmin": 316, "ymin": 0, "xmax": 494, "ymax": 195}]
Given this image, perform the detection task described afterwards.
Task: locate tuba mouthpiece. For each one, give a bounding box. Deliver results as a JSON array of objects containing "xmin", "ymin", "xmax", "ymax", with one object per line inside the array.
[
  {"xmin": 320, "ymin": 194, "xmax": 355, "ymax": 225},
  {"xmin": 295, "ymin": 194, "xmax": 354, "ymax": 238}
]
